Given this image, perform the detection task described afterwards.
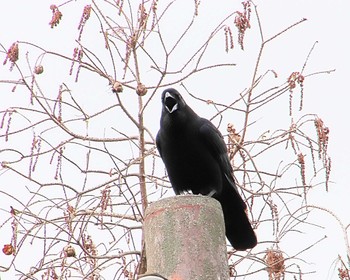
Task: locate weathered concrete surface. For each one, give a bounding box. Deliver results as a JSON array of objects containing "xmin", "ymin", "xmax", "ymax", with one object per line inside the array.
[{"xmin": 144, "ymin": 195, "xmax": 229, "ymax": 280}]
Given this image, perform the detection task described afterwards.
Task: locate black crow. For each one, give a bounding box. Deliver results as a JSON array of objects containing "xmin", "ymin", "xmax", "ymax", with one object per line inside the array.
[{"xmin": 156, "ymin": 88, "xmax": 257, "ymax": 250}]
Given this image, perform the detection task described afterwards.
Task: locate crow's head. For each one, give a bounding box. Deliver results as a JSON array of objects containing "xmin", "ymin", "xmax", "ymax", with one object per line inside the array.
[{"xmin": 161, "ymin": 88, "xmax": 186, "ymax": 114}]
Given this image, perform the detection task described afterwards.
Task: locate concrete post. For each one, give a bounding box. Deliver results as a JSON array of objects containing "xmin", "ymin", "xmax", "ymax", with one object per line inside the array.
[{"xmin": 143, "ymin": 195, "xmax": 230, "ymax": 280}]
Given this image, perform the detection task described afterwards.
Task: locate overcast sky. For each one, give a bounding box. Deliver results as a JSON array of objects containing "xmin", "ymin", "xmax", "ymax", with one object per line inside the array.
[{"xmin": 1, "ymin": 1, "xmax": 350, "ymax": 279}]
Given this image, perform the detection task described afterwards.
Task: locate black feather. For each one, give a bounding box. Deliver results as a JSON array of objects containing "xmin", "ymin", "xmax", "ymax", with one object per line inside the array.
[{"xmin": 156, "ymin": 88, "xmax": 257, "ymax": 250}]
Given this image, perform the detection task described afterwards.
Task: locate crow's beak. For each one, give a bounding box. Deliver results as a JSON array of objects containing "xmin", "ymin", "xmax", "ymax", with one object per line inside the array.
[{"xmin": 164, "ymin": 92, "xmax": 178, "ymax": 113}]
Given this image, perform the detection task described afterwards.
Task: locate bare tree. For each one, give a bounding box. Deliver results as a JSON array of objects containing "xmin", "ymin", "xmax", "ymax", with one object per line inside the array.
[{"xmin": 0, "ymin": 1, "xmax": 339, "ymax": 279}]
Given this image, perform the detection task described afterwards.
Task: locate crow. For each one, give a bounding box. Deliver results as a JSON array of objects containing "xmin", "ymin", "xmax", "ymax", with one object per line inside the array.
[{"xmin": 156, "ymin": 88, "xmax": 257, "ymax": 250}]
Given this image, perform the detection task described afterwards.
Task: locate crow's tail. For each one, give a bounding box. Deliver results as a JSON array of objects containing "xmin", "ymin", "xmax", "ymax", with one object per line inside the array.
[{"xmin": 216, "ymin": 184, "xmax": 257, "ymax": 250}]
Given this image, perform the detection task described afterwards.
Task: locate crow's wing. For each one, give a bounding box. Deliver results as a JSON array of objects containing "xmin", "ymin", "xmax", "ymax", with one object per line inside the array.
[
  {"xmin": 155, "ymin": 132, "xmax": 162, "ymax": 158},
  {"xmin": 198, "ymin": 119, "xmax": 239, "ymax": 194},
  {"xmin": 199, "ymin": 120, "xmax": 255, "ymax": 249}
]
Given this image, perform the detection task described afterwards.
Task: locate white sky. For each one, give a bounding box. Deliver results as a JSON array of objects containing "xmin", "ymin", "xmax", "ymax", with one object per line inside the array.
[{"xmin": 1, "ymin": 0, "xmax": 350, "ymax": 279}]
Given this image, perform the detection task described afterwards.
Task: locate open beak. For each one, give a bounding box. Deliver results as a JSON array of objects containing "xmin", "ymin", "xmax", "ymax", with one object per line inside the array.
[{"xmin": 164, "ymin": 92, "xmax": 178, "ymax": 113}]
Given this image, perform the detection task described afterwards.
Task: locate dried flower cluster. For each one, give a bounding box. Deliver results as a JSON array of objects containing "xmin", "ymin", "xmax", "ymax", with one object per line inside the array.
[
  {"xmin": 34, "ymin": 65, "xmax": 44, "ymax": 74},
  {"xmin": 1, "ymin": 109, "xmax": 14, "ymax": 142},
  {"xmin": 41, "ymin": 266, "xmax": 58, "ymax": 280},
  {"xmin": 138, "ymin": 3, "xmax": 148, "ymax": 30},
  {"xmin": 2, "ymin": 244, "xmax": 14, "ymax": 256},
  {"xmin": 194, "ymin": 0, "xmax": 201, "ymax": 16},
  {"xmin": 2, "ymin": 206, "xmax": 18, "ymax": 256},
  {"xmin": 49, "ymin": 5, "xmax": 62, "ymax": 28},
  {"xmin": 148, "ymin": 0, "xmax": 158, "ymax": 29},
  {"xmin": 83, "ymin": 234, "xmax": 98, "ymax": 275},
  {"xmin": 114, "ymin": 1, "xmax": 158, "ymax": 79},
  {"xmin": 64, "ymin": 204, "xmax": 76, "ymax": 233},
  {"xmin": 78, "ymin": 5, "xmax": 92, "ymax": 41},
  {"xmin": 314, "ymin": 117, "xmax": 331, "ymax": 190},
  {"xmin": 288, "ymin": 71, "xmax": 305, "ymax": 115},
  {"xmin": 288, "ymin": 71, "xmax": 304, "ymax": 91},
  {"xmin": 267, "ymin": 199, "xmax": 279, "ymax": 235},
  {"xmin": 83, "ymin": 235, "xmax": 97, "ymax": 255},
  {"xmin": 339, "ymin": 267, "xmax": 350, "ymax": 280},
  {"xmin": 227, "ymin": 123, "xmax": 241, "ymax": 162},
  {"xmin": 234, "ymin": 1, "xmax": 251, "ymax": 50},
  {"xmin": 337, "ymin": 255, "xmax": 350, "ymax": 280},
  {"xmin": 287, "ymin": 122, "xmax": 298, "ymax": 154},
  {"xmin": 136, "ymin": 83, "xmax": 148, "ymax": 96},
  {"xmin": 69, "ymin": 47, "xmax": 84, "ymax": 81},
  {"xmin": 224, "ymin": 26, "xmax": 234, "ymax": 52},
  {"xmin": 98, "ymin": 186, "xmax": 112, "ymax": 228},
  {"xmin": 29, "ymin": 136, "xmax": 41, "ymax": 178},
  {"xmin": 314, "ymin": 118, "xmax": 329, "ymax": 159},
  {"xmin": 100, "ymin": 187, "xmax": 111, "ymax": 212},
  {"xmin": 79, "ymin": 5, "xmax": 91, "ymax": 29},
  {"xmin": 63, "ymin": 245, "xmax": 76, "ymax": 257},
  {"xmin": 51, "ymin": 146, "xmax": 63, "ymax": 180},
  {"xmin": 265, "ymin": 249, "xmax": 285, "ymax": 280},
  {"xmin": 112, "ymin": 81, "xmax": 124, "ymax": 93},
  {"xmin": 115, "ymin": 0, "xmax": 125, "ymax": 15},
  {"xmin": 122, "ymin": 253, "xmax": 133, "ymax": 278},
  {"xmin": 297, "ymin": 153, "xmax": 306, "ymax": 186},
  {"xmin": 53, "ymin": 85, "xmax": 63, "ymax": 123},
  {"xmin": 3, "ymin": 42, "xmax": 19, "ymax": 70}
]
